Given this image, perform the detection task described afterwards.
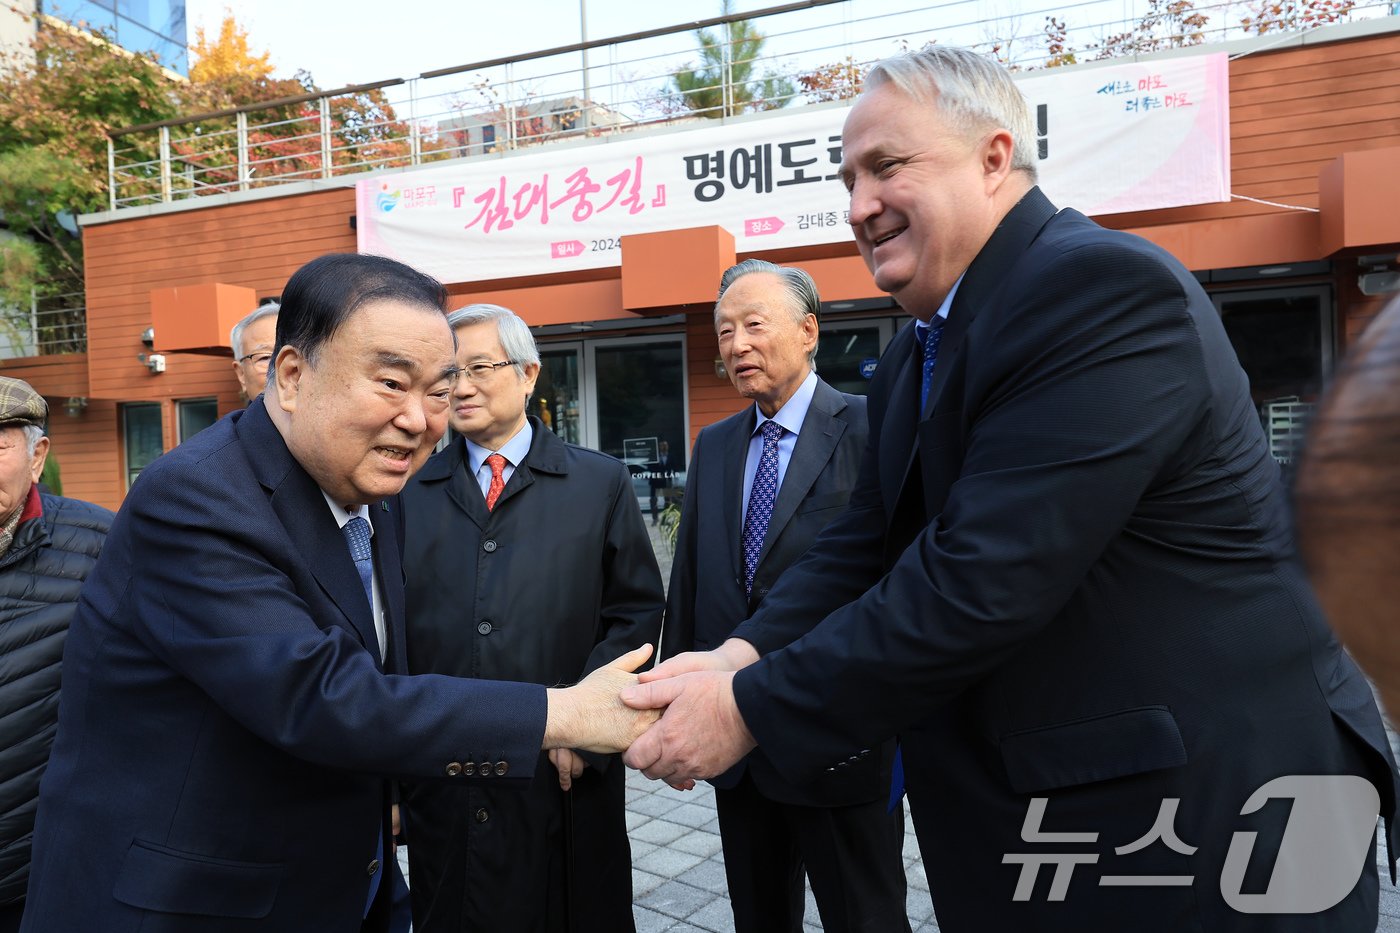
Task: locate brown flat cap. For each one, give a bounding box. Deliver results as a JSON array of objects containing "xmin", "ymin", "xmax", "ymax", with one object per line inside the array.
[{"xmin": 0, "ymin": 377, "xmax": 48, "ymax": 430}]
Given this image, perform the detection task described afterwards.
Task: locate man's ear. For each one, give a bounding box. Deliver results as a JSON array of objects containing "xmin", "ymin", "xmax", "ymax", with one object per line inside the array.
[
  {"xmin": 28, "ymin": 435, "xmax": 50, "ymax": 485},
  {"xmin": 273, "ymin": 345, "xmax": 305, "ymax": 414},
  {"xmin": 982, "ymin": 128, "xmax": 1016, "ymax": 194}
]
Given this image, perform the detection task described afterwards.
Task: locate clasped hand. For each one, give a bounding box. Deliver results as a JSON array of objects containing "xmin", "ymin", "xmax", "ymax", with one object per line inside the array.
[{"xmin": 617, "ymin": 643, "xmax": 759, "ymax": 788}]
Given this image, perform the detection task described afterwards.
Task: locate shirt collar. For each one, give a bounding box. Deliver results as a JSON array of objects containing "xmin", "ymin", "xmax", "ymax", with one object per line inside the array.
[
  {"xmin": 464, "ymin": 418, "xmax": 534, "ymax": 475},
  {"xmin": 320, "ymin": 490, "xmax": 372, "ymax": 534},
  {"xmin": 918, "ymin": 273, "xmax": 966, "ymax": 337},
  {"xmin": 752, "ymin": 369, "xmax": 818, "ymax": 439}
]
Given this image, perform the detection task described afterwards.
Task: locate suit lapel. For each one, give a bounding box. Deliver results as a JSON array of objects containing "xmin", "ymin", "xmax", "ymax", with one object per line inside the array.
[
  {"xmin": 239, "ymin": 400, "xmax": 383, "ymax": 663},
  {"xmin": 921, "ymin": 186, "xmax": 1060, "ymax": 421},
  {"xmin": 880, "ymin": 325, "xmax": 921, "ymax": 520},
  {"xmin": 720, "ymin": 407, "xmax": 756, "ymax": 585},
  {"xmin": 371, "ymin": 500, "xmax": 404, "ymax": 675},
  {"xmin": 427, "ymin": 439, "xmax": 492, "ymax": 531},
  {"xmin": 891, "ymin": 188, "xmax": 1061, "ymax": 502},
  {"xmin": 758, "ymin": 380, "xmax": 847, "ymax": 569}
]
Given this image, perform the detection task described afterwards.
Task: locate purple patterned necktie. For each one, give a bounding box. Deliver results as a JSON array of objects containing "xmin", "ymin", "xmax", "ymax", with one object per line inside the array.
[{"xmin": 741, "ymin": 420, "xmax": 784, "ymax": 596}]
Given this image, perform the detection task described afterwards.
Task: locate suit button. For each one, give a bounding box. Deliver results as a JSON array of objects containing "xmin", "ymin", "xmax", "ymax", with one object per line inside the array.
[
  {"xmin": 463, "ymin": 761, "xmax": 476, "ymax": 776},
  {"xmin": 494, "ymin": 761, "xmax": 509, "ymax": 776},
  {"xmin": 475, "ymin": 808, "xmax": 489, "ymax": 823},
  {"xmin": 477, "ymin": 620, "xmax": 493, "ymax": 636},
  {"xmin": 445, "ymin": 761, "xmax": 462, "ymax": 777},
  {"xmin": 482, "ymin": 539, "xmax": 498, "ymax": 553},
  {"xmin": 479, "ymin": 761, "xmax": 493, "ymax": 776},
  {"xmin": 367, "ymin": 859, "xmax": 380, "ymax": 876}
]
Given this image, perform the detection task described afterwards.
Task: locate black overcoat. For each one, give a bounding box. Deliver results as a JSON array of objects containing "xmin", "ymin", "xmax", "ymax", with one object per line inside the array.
[{"xmin": 400, "ymin": 418, "xmax": 663, "ymax": 933}]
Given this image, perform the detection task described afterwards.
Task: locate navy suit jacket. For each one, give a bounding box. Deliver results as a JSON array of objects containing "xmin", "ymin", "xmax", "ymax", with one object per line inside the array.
[
  {"xmin": 22, "ymin": 400, "xmax": 546, "ymax": 933},
  {"xmin": 661, "ymin": 378, "xmax": 888, "ymax": 806},
  {"xmin": 731, "ymin": 188, "xmax": 1400, "ymax": 930}
]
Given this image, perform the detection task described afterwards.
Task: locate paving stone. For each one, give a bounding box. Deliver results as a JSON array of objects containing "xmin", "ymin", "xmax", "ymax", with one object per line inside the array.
[
  {"xmin": 637, "ymin": 879, "xmax": 712, "ymax": 920},
  {"xmin": 633, "ymin": 905, "xmax": 680, "ymax": 933},
  {"xmin": 677, "ymin": 855, "xmax": 731, "ymax": 894},
  {"xmin": 635, "ymin": 846, "xmax": 707, "ymax": 879},
  {"xmin": 664, "ymin": 801, "xmax": 722, "ymax": 829},
  {"xmin": 632, "ymin": 867, "xmax": 668, "ymax": 897},
  {"xmin": 670, "ymin": 829, "xmax": 725, "ymax": 859},
  {"xmin": 629, "ymin": 792, "xmax": 690, "ymax": 819},
  {"xmin": 682, "ymin": 897, "xmax": 738, "ymax": 933},
  {"xmin": 632, "ymin": 818, "xmax": 692, "ymax": 846}
]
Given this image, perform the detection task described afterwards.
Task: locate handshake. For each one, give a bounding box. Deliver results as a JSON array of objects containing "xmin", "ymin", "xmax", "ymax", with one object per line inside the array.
[{"xmin": 543, "ymin": 639, "xmax": 762, "ymax": 789}]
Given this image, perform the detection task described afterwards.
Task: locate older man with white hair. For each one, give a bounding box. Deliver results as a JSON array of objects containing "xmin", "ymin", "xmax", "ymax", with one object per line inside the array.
[
  {"xmin": 0, "ymin": 378, "xmax": 112, "ymax": 933},
  {"xmin": 400, "ymin": 303, "xmax": 663, "ymax": 933}
]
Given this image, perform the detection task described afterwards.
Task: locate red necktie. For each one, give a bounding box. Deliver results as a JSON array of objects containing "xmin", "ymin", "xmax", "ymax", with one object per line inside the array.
[{"xmin": 485, "ymin": 453, "xmax": 507, "ymax": 511}]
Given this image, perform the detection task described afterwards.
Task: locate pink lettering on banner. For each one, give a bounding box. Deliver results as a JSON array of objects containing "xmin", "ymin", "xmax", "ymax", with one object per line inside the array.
[
  {"xmin": 550, "ymin": 167, "xmax": 603, "ymax": 222},
  {"xmin": 451, "ymin": 159, "xmax": 656, "ymax": 235},
  {"xmin": 599, "ymin": 157, "xmax": 646, "ymax": 215},
  {"xmin": 745, "ymin": 217, "xmax": 785, "ymax": 236},
  {"xmin": 463, "ymin": 177, "xmax": 513, "ymax": 233},
  {"xmin": 551, "ymin": 240, "xmax": 585, "ymax": 258},
  {"xmin": 513, "ymin": 178, "xmax": 550, "ymax": 225}
]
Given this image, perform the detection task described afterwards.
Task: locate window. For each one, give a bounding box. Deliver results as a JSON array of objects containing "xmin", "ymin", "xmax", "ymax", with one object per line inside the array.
[
  {"xmin": 177, "ymin": 397, "xmax": 218, "ymax": 442},
  {"xmin": 1213, "ymin": 285, "xmax": 1333, "ymax": 469},
  {"xmin": 815, "ymin": 319, "xmax": 894, "ymax": 395},
  {"xmin": 122, "ymin": 402, "xmax": 162, "ymax": 489}
]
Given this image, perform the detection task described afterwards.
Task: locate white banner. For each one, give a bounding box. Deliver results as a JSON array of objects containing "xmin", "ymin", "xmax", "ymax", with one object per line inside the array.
[{"xmin": 357, "ymin": 53, "xmax": 1228, "ymax": 282}]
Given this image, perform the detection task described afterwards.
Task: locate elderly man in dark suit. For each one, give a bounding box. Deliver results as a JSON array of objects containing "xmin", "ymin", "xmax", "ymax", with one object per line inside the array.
[
  {"xmin": 400, "ymin": 303, "xmax": 663, "ymax": 933},
  {"xmin": 624, "ymin": 47, "xmax": 1399, "ymax": 932},
  {"xmin": 20, "ymin": 254, "xmax": 654, "ymax": 933},
  {"xmin": 660, "ymin": 259, "xmax": 906, "ymax": 933}
]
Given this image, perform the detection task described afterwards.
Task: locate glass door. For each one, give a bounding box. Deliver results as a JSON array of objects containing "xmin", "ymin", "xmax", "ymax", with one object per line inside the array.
[
  {"xmin": 530, "ymin": 342, "xmax": 585, "ymax": 445},
  {"xmin": 585, "ymin": 336, "xmax": 688, "ymax": 521}
]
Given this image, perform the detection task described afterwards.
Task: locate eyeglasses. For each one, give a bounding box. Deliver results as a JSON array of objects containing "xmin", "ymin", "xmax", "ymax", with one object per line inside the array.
[
  {"xmin": 458, "ymin": 360, "xmax": 519, "ymax": 383},
  {"xmin": 239, "ymin": 352, "xmax": 273, "ymax": 367}
]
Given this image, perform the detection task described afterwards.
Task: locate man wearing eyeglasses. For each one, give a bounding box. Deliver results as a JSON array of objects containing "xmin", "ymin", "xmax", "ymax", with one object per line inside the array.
[
  {"xmin": 230, "ymin": 301, "xmax": 279, "ymax": 403},
  {"xmin": 399, "ymin": 303, "xmax": 663, "ymax": 933}
]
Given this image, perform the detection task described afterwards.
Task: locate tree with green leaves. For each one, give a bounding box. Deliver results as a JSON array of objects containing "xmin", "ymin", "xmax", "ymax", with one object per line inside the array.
[
  {"xmin": 670, "ymin": 1, "xmax": 796, "ymax": 118},
  {"xmin": 0, "ymin": 13, "xmax": 411, "ymax": 355},
  {"xmin": 0, "ymin": 22, "xmax": 179, "ymax": 334}
]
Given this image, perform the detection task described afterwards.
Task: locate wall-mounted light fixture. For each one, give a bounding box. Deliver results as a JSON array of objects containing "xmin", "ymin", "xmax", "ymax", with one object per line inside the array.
[
  {"xmin": 63, "ymin": 396, "xmax": 87, "ymax": 418},
  {"xmin": 714, "ymin": 356, "xmax": 727, "ymax": 379},
  {"xmin": 137, "ymin": 352, "xmax": 166, "ymax": 374},
  {"xmin": 140, "ymin": 326, "xmax": 155, "ymax": 348}
]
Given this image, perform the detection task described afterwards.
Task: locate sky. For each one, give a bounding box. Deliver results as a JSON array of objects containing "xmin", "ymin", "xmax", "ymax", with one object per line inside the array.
[{"xmin": 182, "ymin": 0, "xmax": 1151, "ymax": 91}]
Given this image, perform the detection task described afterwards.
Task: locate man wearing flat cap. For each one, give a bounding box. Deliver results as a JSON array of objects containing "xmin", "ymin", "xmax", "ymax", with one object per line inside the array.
[{"xmin": 0, "ymin": 378, "xmax": 113, "ymax": 933}]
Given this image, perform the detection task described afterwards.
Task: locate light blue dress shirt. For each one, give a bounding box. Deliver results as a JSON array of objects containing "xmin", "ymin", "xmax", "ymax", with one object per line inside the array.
[
  {"xmin": 740, "ymin": 370, "xmax": 819, "ymax": 528},
  {"xmin": 464, "ymin": 420, "xmax": 535, "ymax": 500}
]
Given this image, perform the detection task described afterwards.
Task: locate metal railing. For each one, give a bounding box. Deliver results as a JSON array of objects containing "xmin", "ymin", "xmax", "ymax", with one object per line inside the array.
[
  {"xmin": 0, "ymin": 290, "xmax": 87, "ymax": 359},
  {"xmin": 106, "ymin": 0, "xmax": 1398, "ymax": 210}
]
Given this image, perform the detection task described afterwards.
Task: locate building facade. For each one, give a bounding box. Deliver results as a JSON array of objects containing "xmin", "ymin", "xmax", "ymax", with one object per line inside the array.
[{"xmin": 5, "ymin": 18, "xmax": 1399, "ymax": 512}]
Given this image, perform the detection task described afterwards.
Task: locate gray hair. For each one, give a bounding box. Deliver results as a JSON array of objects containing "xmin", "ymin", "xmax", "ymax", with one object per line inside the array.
[
  {"xmin": 446, "ymin": 303, "xmax": 540, "ymax": 379},
  {"xmin": 866, "ymin": 46, "xmax": 1038, "ymax": 180},
  {"xmin": 230, "ymin": 302, "xmax": 280, "ymax": 359},
  {"xmin": 715, "ymin": 259, "xmax": 820, "ymax": 369},
  {"xmin": 21, "ymin": 424, "xmax": 44, "ymax": 458}
]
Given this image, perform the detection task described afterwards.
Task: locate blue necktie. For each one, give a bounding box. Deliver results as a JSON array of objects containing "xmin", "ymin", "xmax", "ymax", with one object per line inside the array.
[
  {"xmin": 920, "ymin": 316, "xmax": 947, "ymax": 410},
  {"xmin": 343, "ymin": 516, "xmax": 383, "ymax": 914},
  {"xmin": 891, "ymin": 319, "xmax": 947, "ymax": 813},
  {"xmin": 741, "ymin": 420, "xmax": 784, "ymax": 597}
]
